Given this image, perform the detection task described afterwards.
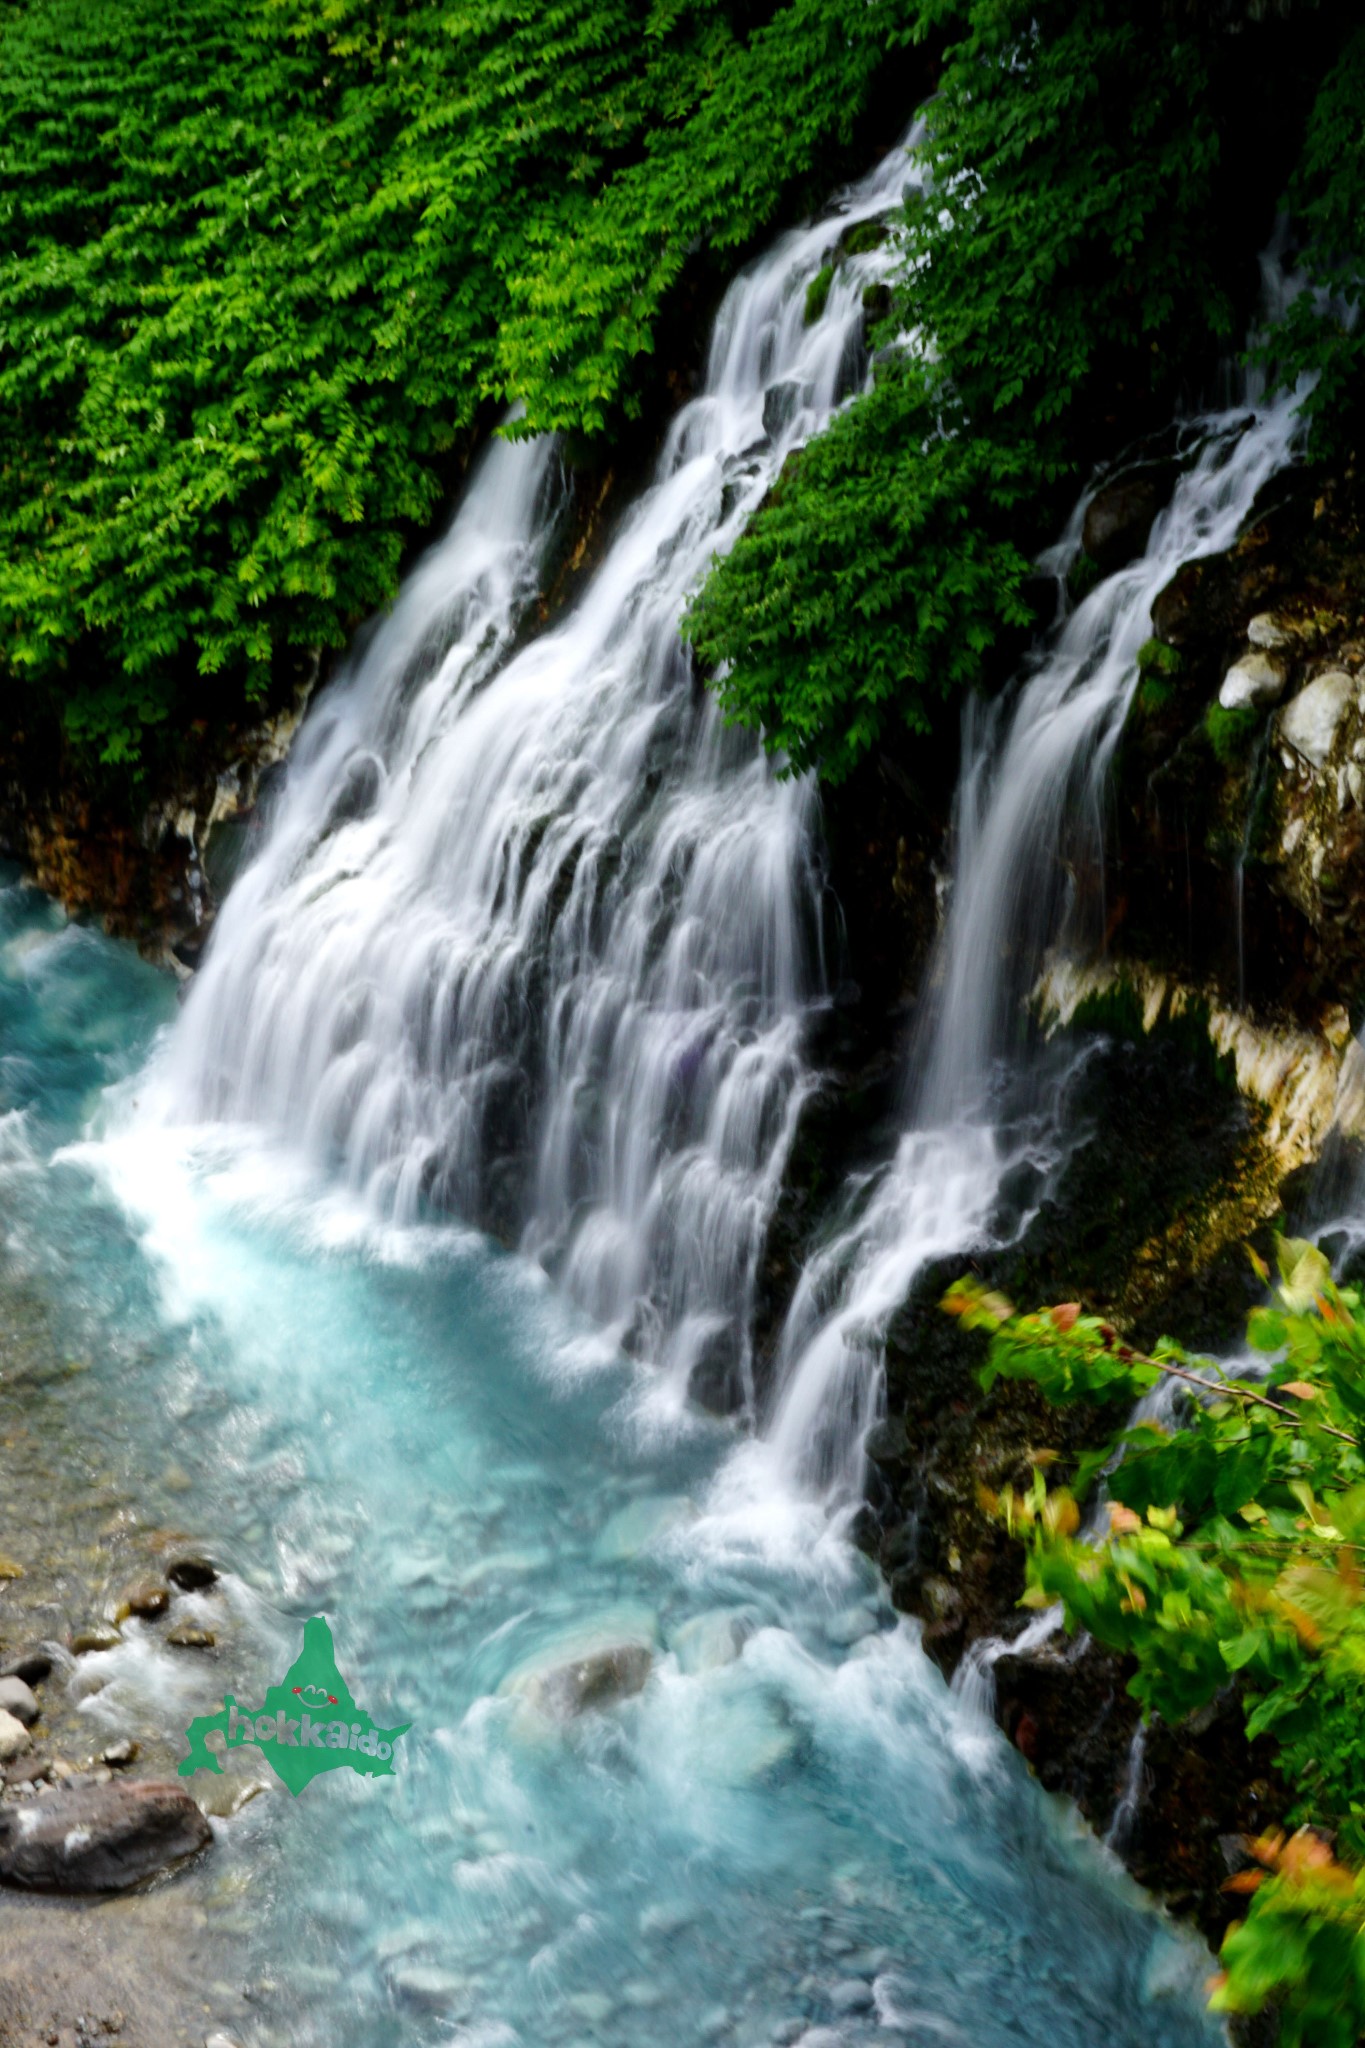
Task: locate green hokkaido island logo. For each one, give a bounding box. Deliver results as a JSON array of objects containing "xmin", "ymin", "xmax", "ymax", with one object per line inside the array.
[{"xmin": 179, "ymin": 1615, "xmax": 410, "ymax": 1797}]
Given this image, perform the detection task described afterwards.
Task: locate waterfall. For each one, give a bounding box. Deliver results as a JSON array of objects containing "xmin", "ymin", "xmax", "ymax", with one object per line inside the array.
[
  {"xmin": 763, "ymin": 391, "xmax": 1303, "ymax": 1499},
  {"xmin": 160, "ymin": 131, "xmax": 921, "ymax": 1413}
]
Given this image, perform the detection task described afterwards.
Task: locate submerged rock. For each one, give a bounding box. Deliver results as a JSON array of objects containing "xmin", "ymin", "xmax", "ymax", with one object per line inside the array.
[
  {"xmin": 515, "ymin": 1643, "xmax": 653, "ymax": 1720},
  {"xmin": 167, "ymin": 1555, "xmax": 219, "ymax": 1591},
  {"xmin": 116, "ymin": 1580, "xmax": 170, "ymax": 1623},
  {"xmin": 166, "ymin": 1623, "xmax": 216, "ymax": 1650},
  {"xmin": 0, "ymin": 1778, "xmax": 212, "ymax": 1891},
  {"xmin": 387, "ymin": 1963, "xmax": 470, "ymax": 2014},
  {"xmin": 71, "ymin": 1625, "xmax": 121, "ymax": 1655},
  {"xmin": 0, "ymin": 1647, "xmax": 53, "ymax": 1686}
]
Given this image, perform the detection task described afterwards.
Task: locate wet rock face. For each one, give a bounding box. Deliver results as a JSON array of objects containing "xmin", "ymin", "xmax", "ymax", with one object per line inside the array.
[
  {"xmin": 0, "ymin": 673, "xmax": 316, "ymax": 971},
  {"xmin": 1082, "ymin": 470, "xmax": 1170, "ymax": 574},
  {"xmin": 1111, "ymin": 459, "xmax": 1365, "ymax": 1021},
  {"xmin": 512, "ymin": 1642, "xmax": 654, "ymax": 1720},
  {"xmin": 0, "ymin": 1777, "xmax": 212, "ymax": 1892}
]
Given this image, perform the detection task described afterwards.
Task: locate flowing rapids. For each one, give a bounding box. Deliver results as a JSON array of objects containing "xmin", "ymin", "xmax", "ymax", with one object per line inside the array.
[{"xmin": 2, "ymin": 872, "xmax": 1220, "ymax": 2048}]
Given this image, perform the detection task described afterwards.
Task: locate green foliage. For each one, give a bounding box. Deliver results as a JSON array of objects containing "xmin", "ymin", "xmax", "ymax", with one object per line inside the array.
[
  {"xmin": 944, "ymin": 1238, "xmax": 1365, "ymax": 2044},
  {"xmin": 687, "ymin": 2, "xmax": 1365, "ymax": 783},
  {"xmin": 1257, "ymin": 25, "xmax": 1365, "ymax": 459},
  {"xmin": 804, "ymin": 266, "xmax": 835, "ymax": 328},
  {"xmin": 1206, "ymin": 700, "xmax": 1263, "ymax": 764},
  {"xmin": 685, "ymin": 356, "xmax": 1037, "ymax": 780},
  {"xmin": 0, "ymin": 0, "xmax": 915, "ymax": 766},
  {"xmin": 1138, "ymin": 636, "xmax": 1184, "ymax": 680},
  {"xmin": 686, "ymin": 0, "xmax": 1238, "ymax": 778}
]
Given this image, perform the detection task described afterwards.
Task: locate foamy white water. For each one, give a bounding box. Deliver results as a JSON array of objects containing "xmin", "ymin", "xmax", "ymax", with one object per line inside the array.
[{"xmin": 156, "ymin": 135, "xmax": 920, "ymax": 1417}]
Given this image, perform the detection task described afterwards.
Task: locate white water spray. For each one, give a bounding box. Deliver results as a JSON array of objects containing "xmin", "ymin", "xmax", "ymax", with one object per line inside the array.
[
  {"xmin": 761, "ymin": 393, "xmax": 1302, "ymax": 1504},
  {"xmin": 160, "ymin": 134, "xmax": 921, "ymax": 1411}
]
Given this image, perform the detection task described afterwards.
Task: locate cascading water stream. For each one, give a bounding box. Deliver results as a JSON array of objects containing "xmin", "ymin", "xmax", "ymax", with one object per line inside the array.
[
  {"xmin": 757, "ymin": 390, "xmax": 1302, "ymax": 1511},
  {"xmin": 157, "ymin": 135, "xmax": 919, "ymax": 1413},
  {"xmin": 0, "ymin": 115, "xmax": 1257, "ymax": 2048}
]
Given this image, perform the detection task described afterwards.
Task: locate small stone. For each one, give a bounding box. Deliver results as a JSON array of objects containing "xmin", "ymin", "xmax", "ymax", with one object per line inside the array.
[
  {"xmin": 0, "ymin": 1559, "xmax": 24, "ymax": 1581},
  {"xmin": 101, "ymin": 1739, "xmax": 139, "ymax": 1769},
  {"xmin": 1218, "ymin": 650, "xmax": 1285, "ymax": 711},
  {"xmin": 115, "ymin": 1581, "xmax": 169, "ymax": 1623},
  {"xmin": 1247, "ymin": 612, "xmax": 1291, "ymax": 650},
  {"xmin": 388, "ymin": 1964, "xmax": 469, "ymax": 2014},
  {"xmin": 1279, "ymin": 669, "xmax": 1358, "ymax": 769},
  {"xmin": 639, "ymin": 1900, "xmax": 693, "ymax": 1939},
  {"xmin": 0, "ymin": 1711, "xmax": 32, "ymax": 1764},
  {"xmin": 0, "ymin": 1649, "xmax": 52, "ymax": 1686},
  {"xmin": 71, "ymin": 1627, "xmax": 120, "ymax": 1655},
  {"xmin": 830, "ymin": 1979, "xmax": 875, "ymax": 2014},
  {"xmin": 566, "ymin": 1992, "xmax": 614, "ymax": 2026},
  {"xmin": 168, "ymin": 1557, "xmax": 219, "ymax": 1592},
  {"xmin": 0, "ymin": 1678, "xmax": 39, "ymax": 1727},
  {"xmin": 166, "ymin": 1624, "xmax": 216, "ymax": 1650}
]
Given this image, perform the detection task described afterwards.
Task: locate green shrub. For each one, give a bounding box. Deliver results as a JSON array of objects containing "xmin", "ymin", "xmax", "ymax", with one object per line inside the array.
[
  {"xmin": 0, "ymin": 0, "xmax": 919, "ymax": 766},
  {"xmin": 804, "ymin": 265, "xmax": 836, "ymax": 327},
  {"xmin": 1206, "ymin": 701, "xmax": 1262, "ymax": 763},
  {"xmin": 944, "ymin": 1238, "xmax": 1365, "ymax": 2048},
  {"xmin": 686, "ymin": 1, "xmax": 1362, "ymax": 783},
  {"xmin": 1137, "ymin": 636, "xmax": 1184, "ymax": 679}
]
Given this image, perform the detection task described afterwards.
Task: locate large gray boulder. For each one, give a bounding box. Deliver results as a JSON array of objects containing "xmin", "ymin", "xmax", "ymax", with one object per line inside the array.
[{"xmin": 0, "ymin": 1778, "xmax": 212, "ymax": 1892}]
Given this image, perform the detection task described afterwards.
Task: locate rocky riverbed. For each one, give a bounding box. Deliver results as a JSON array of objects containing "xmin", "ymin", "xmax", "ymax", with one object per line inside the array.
[{"xmin": 0, "ymin": 1230, "xmax": 282, "ymax": 2048}]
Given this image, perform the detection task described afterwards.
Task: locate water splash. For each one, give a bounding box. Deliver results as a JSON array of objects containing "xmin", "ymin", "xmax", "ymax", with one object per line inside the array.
[{"xmin": 158, "ymin": 132, "xmax": 923, "ymax": 1415}]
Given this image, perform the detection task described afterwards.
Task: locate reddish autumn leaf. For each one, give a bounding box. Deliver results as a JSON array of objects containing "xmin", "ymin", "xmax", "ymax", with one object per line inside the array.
[
  {"xmin": 1221, "ymin": 1870, "xmax": 1267, "ymax": 1894},
  {"xmin": 1280, "ymin": 1381, "xmax": 1319, "ymax": 1400},
  {"xmin": 1049, "ymin": 1302, "xmax": 1081, "ymax": 1332}
]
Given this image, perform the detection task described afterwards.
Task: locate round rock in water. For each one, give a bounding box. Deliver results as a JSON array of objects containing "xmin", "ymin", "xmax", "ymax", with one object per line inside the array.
[
  {"xmin": 0, "ymin": 1647, "xmax": 53, "ymax": 1687},
  {"xmin": 71, "ymin": 1624, "xmax": 121, "ymax": 1655},
  {"xmin": 116, "ymin": 1580, "xmax": 170, "ymax": 1622},
  {"xmin": 0, "ymin": 1708, "xmax": 32, "ymax": 1763},
  {"xmin": 0, "ymin": 1676, "xmax": 39, "ymax": 1727},
  {"xmin": 168, "ymin": 1555, "xmax": 219, "ymax": 1591}
]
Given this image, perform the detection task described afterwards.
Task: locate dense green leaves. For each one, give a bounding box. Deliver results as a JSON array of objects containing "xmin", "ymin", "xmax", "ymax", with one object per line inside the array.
[
  {"xmin": 1257, "ymin": 25, "xmax": 1365, "ymax": 457},
  {"xmin": 945, "ymin": 1240, "xmax": 1365, "ymax": 2044},
  {"xmin": 686, "ymin": 0, "xmax": 1362, "ymax": 781},
  {"xmin": 0, "ymin": 0, "xmax": 914, "ymax": 763}
]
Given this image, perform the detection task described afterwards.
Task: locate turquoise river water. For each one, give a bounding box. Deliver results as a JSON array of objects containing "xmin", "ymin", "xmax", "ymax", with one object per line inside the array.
[{"xmin": 0, "ymin": 867, "xmax": 1224, "ymax": 2048}]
